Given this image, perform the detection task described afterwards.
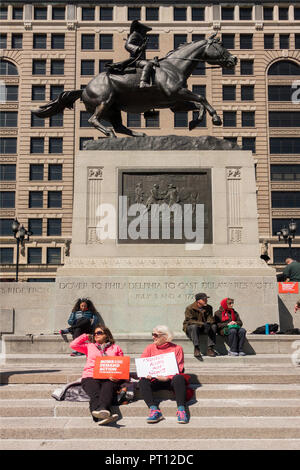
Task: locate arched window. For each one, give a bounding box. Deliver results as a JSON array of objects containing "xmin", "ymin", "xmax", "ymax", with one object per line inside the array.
[
  {"xmin": 0, "ymin": 59, "xmax": 18, "ymax": 76},
  {"xmin": 268, "ymin": 60, "xmax": 300, "ymax": 76}
]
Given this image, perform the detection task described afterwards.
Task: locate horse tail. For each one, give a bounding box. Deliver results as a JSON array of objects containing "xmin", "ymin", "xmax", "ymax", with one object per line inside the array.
[{"xmin": 32, "ymin": 90, "xmax": 83, "ymax": 118}]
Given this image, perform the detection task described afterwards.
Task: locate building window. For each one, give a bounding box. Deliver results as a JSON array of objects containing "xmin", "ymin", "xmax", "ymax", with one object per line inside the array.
[
  {"xmin": 34, "ymin": 7, "xmax": 47, "ymax": 20},
  {"xmin": 28, "ymin": 247, "xmax": 42, "ymax": 265},
  {"xmin": 0, "ymin": 111, "xmax": 18, "ymax": 127},
  {"xmin": 242, "ymin": 111, "xmax": 255, "ymax": 127},
  {"xmin": 99, "ymin": 60, "xmax": 112, "ymax": 73},
  {"xmin": 222, "ymin": 34, "xmax": 235, "ymax": 49},
  {"xmin": 47, "ymin": 218, "xmax": 61, "ymax": 236},
  {"xmin": 51, "ymin": 60, "xmax": 64, "ymax": 75},
  {"xmin": 100, "ymin": 7, "xmax": 113, "ymax": 21},
  {"xmin": 263, "ymin": 7, "xmax": 273, "ymax": 20},
  {"xmin": 127, "ymin": 113, "xmax": 141, "ymax": 128},
  {"xmin": 239, "ymin": 7, "xmax": 252, "ymax": 20},
  {"xmin": 3, "ymin": 85, "xmax": 18, "ymax": 101},
  {"xmin": 273, "ymin": 248, "xmax": 300, "ymax": 264},
  {"xmin": 47, "ymin": 247, "xmax": 61, "ymax": 265},
  {"xmin": 222, "ymin": 67, "xmax": 235, "ymax": 76},
  {"xmin": 0, "ymin": 248, "xmax": 13, "ymax": 264},
  {"xmin": 268, "ymin": 60, "xmax": 300, "ymax": 76},
  {"xmin": 32, "ymin": 85, "xmax": 45, "ymax": 101},
  {"xmin": 81, "ymin": 60, "xmax": 95, "ymax": 76},
  {"xmin": 192, "ymin": 7, "xmax": 205, "ymax": 21},
  {"xmin": 174, "ymin": 34, "xmax": 187, "ymax": 49},
  {"xmin": 240, "ymin": 60, "xmax": 254, "ymax": 75},
  {"xmin": 11, "ymin": 34, "xmax": 22, "ymax": 49},
  {"xmin": 49, "ymin": 137, "xmax": 63, "ymax": 154},
  {"xmin": 145, "ymin": 113, "xmax": 160, "ymax": 128},
  {"xmin": 295, "ymin": 34, "xmax": 300, "ymax": 49},
  {"xmin": 191, "ymin": 61, "xmax": 205, "ymax": 76},
  {"xmin": 0, "ymin": 191, "xmax": 15, "ymax": 208},
  {"xmin": 50, "ymin": 85, "xmax": 64, "ymax": 100},
  {"xmin": 31, "ymin": 113, "xmax": 45, "ymax": 128},
  {"xmin": 32, "ymin": 59, "xmax": 46, "ymax": 75},
  {"xmin": 33, "ymin": 34, "xmax": 47, "ymax": 49},
  {"xmin": 269, "ymin": 111, "xmax": 300, "ymax": 127},
  {"xmin": 29, "ymin": 191, "xmax": 43, "ymax": 208},
  {"xmin": 271, "ymin": 165, "xmax": 300, "ymax": 181},
  {"xmin": 222, "ymin": 85, "xmax": 236, "ymax": 101},
  {"xmin": 0, "ymin": 7, "xmax": 8, "ymax": 20},
  {"xmin": 0, "ymin": 164, "xmax": 16, "ymax": 181},
  {"xmin": 0, "ymin": 138, "xmax": 17, "ymax": 154},
  {"xmin": 128, "ymin": 7, "xmax": 141, "ymax": 21},
  {"xmin": 0, "ymin": 34, "xmax": 7, "ymax": 49},
  {"xmin": 48, "ymin": 191, "xmax": 62, "ymax": 208},
  {"xmin": 272, "ymin": 219, "xmax": 300, "ymax": 236},
  {"xmin": 30, "ymin": 137, "xmax": 44, "ymax": 154},
  {"xmin": 192, "ymin": 85, "xmax": 206, "ymax": 98},
  {"xmin": 80, "ymin": 111, "xmax": 92, "ymax": 127},
  {"xmin": 52, "ymin": 7, "xmax": 65, "ymax": 21},
  {"xmin": 174, "ymin": 7, "xmax": 187, "ymax": 21},
  {"xmin": 280, "ymin": 34, "xmax": 290, "ymax": 49},
  {"xmin": 295, "ymin": 8, "xmax": 300, "ymax": 20},
  {"xmin": 279, "ymin": 7, "xmax": 289, "ymax": 21},
  {"xmin": 270, "ymin": 137, "xmax": 300, "ymax": 154},
  {"xmin": 241, "ymin": 85, "xmax": 254, "ymax": 101},
  {"xmin": 82, "ymin": 7, "xmax": 95, "ymax": 21},
  {"xmin": 272, "ymin": 191, "xmax": 300, "ymax": 208},
  {"xmin": 264, "ymin": 34, "xmax": 274, "ymax": 50},
  {"xmin": 240, "ymin": 34, "xmax": 252, "ymax": 50},
  {"xmin": 81, "ymin": 34, "xmax": 95, "ymax": 50},
  {"xmin": 223, "ymin": 111, "xmax": 237, "ymax": 127},
  {"xmin": 146, "ymin": 7, "xmax": 159, "ymax": 21},
  {"xmin": 12, "ymin": 7, "xmax": 23, "ymax": 20},
  {"xmin": 48, "ymin": 164, "xmax": 62, "ymax": 181},
  {"xmin": 268, "ymin": 85, "xmax": 293, "ymax": 101},
  {"xmin": 146, "ymin": 35, "xmax": 159, "ymax": 50},
  {"xmin": 30, "ymin": 164, "xmax": 44, "ymax": 181},
  {"xmin": 28, "ymin": 219, "xmax": 43, "ymax": 236},
  {"xmin": 51, "ymin": 34, "xmax": 65, "ymax": 50},
  {"xmin": 0, "ymin": 219, "xmax": 14, "ymax": 236},
  {"xmin": 242, "ymin": 137, "xmax": 256, "ymax": 153},
  {"xmin": 49, "ymin": 113, "xmax": 63, "ymax": 127},
  {"xmin": 174, "ymin": 112, "xmax": 188, "ymax": 128},
  {"xmin": 192, "ymin": 111, "xmax": 207, "ymax": 128},
  {"xmin": 0, "ymin": 59, "xmax": 18, "ymax": 75},
  {"xmin": 99, "ymin": 34, "xmax": 113, "ymax": 50},
  {"xmin": 222, "ymin": 7, "xmax": 234, "ymax": 20}
]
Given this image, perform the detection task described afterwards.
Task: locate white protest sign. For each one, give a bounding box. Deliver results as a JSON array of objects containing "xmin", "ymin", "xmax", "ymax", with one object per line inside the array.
[{"xmin": 135, "ymin": 352, "xmax": 179, "ymax": 378}]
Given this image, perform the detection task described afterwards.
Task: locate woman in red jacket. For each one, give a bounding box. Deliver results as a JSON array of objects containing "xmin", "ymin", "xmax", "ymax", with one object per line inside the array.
[
  {"xmin": 70, "ymin": 325, "xmax": 124, "ymax": 425},
  {"xmin": 139, "ymin": 325, "xmax": 189, "ymax": 424}
]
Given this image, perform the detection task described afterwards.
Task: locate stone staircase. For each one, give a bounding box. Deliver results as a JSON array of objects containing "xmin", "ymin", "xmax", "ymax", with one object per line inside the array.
[{"xmin": 1, "ymin": 334, "xmax": 300, "ymax": 450}]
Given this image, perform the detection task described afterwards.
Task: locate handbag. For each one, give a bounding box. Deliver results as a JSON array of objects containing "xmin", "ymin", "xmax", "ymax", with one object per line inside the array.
[{"xmin": 223, "ymin": 324, "xmax": 240, "ymax": 335}]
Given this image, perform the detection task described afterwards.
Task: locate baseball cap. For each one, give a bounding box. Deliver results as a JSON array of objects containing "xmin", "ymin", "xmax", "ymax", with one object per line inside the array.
[{"xmin": 195, "ymin": 293, "xmax": 210, "ymax": 301}]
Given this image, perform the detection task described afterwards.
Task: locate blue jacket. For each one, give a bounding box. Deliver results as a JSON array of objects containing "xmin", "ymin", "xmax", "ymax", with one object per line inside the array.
[{"xmin": 67, "ymin": 310, "xmax": 98, "ymax": 327}]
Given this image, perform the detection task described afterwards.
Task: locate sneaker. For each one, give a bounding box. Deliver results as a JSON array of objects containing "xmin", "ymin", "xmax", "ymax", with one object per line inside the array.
[
  {"xmin": 147, "ymin": 407, "xmax": 164, "ymax": 424},
  {"xmin": 92, "ymin": 409, "xmax": 111, "ymax": 420},
  {"xmin": 70, "ymin": 351, "xmax": 84, "ymax": 357},
  {"xmin": 239, "ymin": 351, "xmax": 246, "ymax": 356},
  {"xmin": 98, "ymin": 414, "xmax": 119, "ymax": 426},
  {"xmin": 176, "ymin": 407, "xmax": 189, "ymax": 424},
  {"xmin": 228, "ymin": 350, "xmax": 239, "ymax": 356}
]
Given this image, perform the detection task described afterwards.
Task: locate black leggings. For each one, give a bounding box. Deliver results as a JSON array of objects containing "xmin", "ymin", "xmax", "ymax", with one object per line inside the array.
[
  {"xmin": 81, "ymin": 378, "xmax": 119, "ymax": 416},
  {"xmin": 69, "ymin": 318, "xmax": 93, "ymax": 339},
  {"xmin": 139, "ymin": 375, "xmax": 186, "ymax": 408}
]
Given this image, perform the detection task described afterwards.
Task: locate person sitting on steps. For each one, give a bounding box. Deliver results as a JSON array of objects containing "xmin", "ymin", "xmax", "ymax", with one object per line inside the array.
[{"xmin": 214, "ymin": 298, "xmax": 247, "ymax": 356}]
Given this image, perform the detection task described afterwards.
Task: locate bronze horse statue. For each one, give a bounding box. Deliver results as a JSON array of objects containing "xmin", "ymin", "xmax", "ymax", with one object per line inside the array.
[{"xmin": 33, "ymin": 33, "xmax": 237, "ymax": 138}]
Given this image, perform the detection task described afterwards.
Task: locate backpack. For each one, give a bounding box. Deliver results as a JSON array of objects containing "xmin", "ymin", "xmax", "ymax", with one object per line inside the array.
[{"xmin": 251, "ymin": 323, "xmax": 279, "ymax": 334}]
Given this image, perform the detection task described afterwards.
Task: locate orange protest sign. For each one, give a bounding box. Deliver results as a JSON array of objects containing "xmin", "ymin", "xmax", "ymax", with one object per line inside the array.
[
  {"xmin": 278, "ymin": 282, "xmax": 299, "ymax": 294},
  {"xmin": 93, "ymin": 356, "xmax": 130, "ymax": 380}
]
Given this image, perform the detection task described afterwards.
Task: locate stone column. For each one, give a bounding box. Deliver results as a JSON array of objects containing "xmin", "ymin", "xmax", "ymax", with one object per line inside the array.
[
  {"xmin": 87, "ymin": 167, "xmax": 103, "ymax": 244},
  {"xmin": 227, "ymin": 167, "xmax": 242, "ymax": 244}
]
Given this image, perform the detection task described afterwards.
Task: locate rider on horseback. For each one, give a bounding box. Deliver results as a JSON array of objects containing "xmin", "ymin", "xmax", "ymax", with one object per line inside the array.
[{"xmin": 106, "ymin": 20, "xmax": 157, "ymax": 88}]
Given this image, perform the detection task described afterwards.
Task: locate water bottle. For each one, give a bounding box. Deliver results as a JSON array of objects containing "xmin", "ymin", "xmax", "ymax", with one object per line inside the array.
[{"xmin": 265, "ymin": 324, "xmax": 270, "ymax": 335}]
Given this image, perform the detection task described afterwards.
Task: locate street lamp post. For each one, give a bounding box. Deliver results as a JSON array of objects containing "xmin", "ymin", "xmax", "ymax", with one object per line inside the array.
[
  {"xmin": 277, "ymin": 219, "xmax": 297, "ymax": 258},
  {"xmin": 11, "ymin": 219, "xmax": 32, "ymax": 282}
]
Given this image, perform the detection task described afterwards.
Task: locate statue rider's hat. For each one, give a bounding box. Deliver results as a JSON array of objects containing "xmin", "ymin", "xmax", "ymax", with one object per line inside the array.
[{"xmin": 130, "ymin": 20, "xmax": 152, "ymax": 35}]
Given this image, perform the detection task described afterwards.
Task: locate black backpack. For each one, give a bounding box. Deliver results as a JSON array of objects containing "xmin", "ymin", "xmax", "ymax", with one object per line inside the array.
[{"xmin": 251, "ymin": 323, "xmax": 279, "ymax": 334}]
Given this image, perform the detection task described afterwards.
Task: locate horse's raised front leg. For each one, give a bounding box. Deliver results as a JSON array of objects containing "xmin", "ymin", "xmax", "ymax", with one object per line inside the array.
[
  {"xmin": 88, "ymin": 103, "xmax": 116, "ymax": 138},
  {"xmin": 110, "ymin": 110, "xmax": 147, "ymax": 138},
  {"xmin": 176, "ymin": 88, "xmax": 222, "ymax": 126}
]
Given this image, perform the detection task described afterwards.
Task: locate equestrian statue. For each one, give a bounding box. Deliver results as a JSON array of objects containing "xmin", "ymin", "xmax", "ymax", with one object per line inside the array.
[{"xmin": 32, "ymin": 22, "xmax": 237, "ymax": 138}]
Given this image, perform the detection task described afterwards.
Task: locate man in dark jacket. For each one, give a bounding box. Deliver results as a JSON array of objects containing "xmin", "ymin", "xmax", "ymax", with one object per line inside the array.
[
  {"xmin": 183, "ymin": 293, "xmax": 218, "ymax": 358},
  {"xmin": 283, "ymin": 258, "xmax": 300, "ymax": 282}
]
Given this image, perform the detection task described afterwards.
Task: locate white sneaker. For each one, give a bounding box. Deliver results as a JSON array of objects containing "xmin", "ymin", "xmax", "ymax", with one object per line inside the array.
[
  {"xmin": 239, "ymin": 351, "xmax": 246, "ymax": 356},
  {"xmin": 228, "ymin": 350, "xmax": 239, "ymax": 356},
  {"xmin": 92, "ymin": 409, "xmax": 110, "ymax": 420},
  {"xmin": 98, "ymin": 414, "xmax": 119, "ymax": 425}
]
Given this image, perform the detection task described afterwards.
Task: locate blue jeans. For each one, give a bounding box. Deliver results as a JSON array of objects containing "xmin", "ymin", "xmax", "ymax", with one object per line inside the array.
[{"xmin": 227, "ymin": 327, "xmax": 246, "ymax": 352}]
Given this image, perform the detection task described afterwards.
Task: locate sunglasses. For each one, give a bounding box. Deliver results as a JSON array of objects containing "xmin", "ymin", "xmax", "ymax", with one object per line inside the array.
[
  {"xmin": 152, "ymin": 333, "xmax": 164, "ymax": 338},
  {"xmin": 94, "ymin": 331, "xmax": 105, "ymax": 336},
  {"xmin": 227, "ymin": 302, "xmax": 234, "ymax": 305}
]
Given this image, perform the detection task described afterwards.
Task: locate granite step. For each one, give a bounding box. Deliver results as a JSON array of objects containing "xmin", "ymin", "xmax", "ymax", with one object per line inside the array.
[
  {"xmin": 1, "ymin": 398, "xmax": 300, "ymax": 418},
  {"xmin": 2, "ymin": 416, "xmax": 300, "ymax": 440}
]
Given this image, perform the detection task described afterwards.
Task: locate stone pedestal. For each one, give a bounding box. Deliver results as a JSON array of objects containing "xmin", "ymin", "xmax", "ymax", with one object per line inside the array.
[{"xmin": 54, "ymin": 137, "xmax": 279, "ymax": 333}]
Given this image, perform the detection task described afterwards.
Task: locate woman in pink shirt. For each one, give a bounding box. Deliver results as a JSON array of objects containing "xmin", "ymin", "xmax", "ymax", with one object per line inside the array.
[
  {"xmin": 139, "ymin": 325, "xmax": 188, "ymax": 424},
  {"xmin": 70, "ymin": 325, "xmax": 124, "ymax": 425}
]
